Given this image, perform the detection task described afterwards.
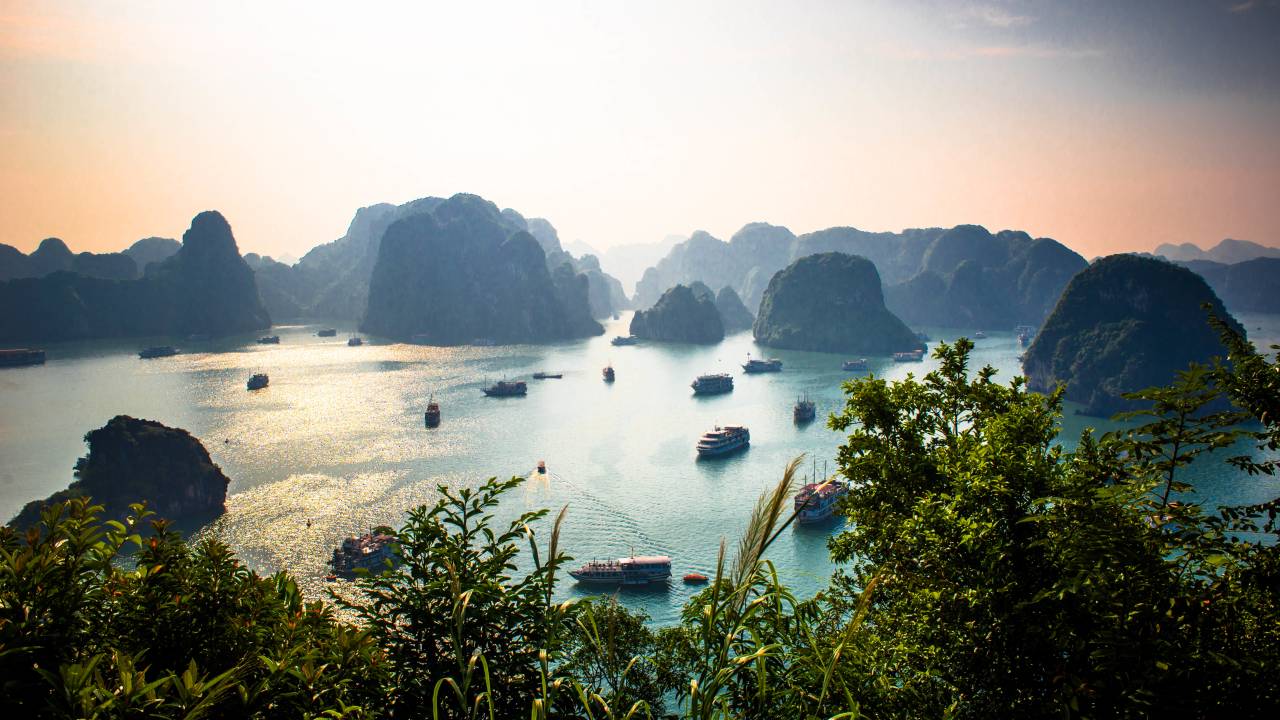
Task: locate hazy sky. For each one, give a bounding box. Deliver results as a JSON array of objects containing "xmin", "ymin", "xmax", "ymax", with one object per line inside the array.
[{"xmin": 2, "ymin": 0, "xmax": 1278, "ymax": 260}]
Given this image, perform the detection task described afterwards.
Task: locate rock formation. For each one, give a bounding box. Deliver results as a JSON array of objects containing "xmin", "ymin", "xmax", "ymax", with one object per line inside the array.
[
  {"xmin": 753, "ymin": 253, "xmax": 923, "ymax": 355},
  {"xmin": 1022, "ymin": 254, "xmax": 1244, "ymax": 417},
  {"xmin": 9, "ymin": 416, "xmax": 230, "ymax": 529},
  {"xmin": 629, "ymin": 284, "xmax": 725, "ymax": 344}
]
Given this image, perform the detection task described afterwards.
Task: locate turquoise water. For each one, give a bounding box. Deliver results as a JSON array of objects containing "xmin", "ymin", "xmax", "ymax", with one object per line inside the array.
[{"xmin": 2, "ymin": 313, "xmax": 1277, "ymax": 625}]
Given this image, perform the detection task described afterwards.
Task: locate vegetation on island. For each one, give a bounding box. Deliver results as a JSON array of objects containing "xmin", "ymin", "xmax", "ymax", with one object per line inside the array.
[
  {"xmin": 9, "ymin": 415, "xmax": 230, "ymax": 531},
  {"xmin": 1023, "ymin": 253, "xmax": 1245, "ymax": 416},
  {"xmin": 753, "ymin": 252, "xmax": 923, "ymax": 355},
  {"xmin": 629, "ymin": 284, "xmax": 725, "ymax": 344},
  {"xmin": 3, "ymin": 318, "xmax": 1279, "ymax": 718}
]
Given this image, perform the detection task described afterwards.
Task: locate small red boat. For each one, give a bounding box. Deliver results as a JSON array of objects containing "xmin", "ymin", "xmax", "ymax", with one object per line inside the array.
[{"xmin": 683, "ymin": 572, "xmax": 709, "ymax": 584}]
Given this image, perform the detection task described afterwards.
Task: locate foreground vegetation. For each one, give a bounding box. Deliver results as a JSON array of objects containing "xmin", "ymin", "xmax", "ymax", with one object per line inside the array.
[{"xmin": 3, "ymin": 320, "xmax": 1278, "ymax": 718}]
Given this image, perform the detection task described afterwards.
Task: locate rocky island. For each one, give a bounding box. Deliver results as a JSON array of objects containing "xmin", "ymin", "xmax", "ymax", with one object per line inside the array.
[
  {"xmin": 0, "ymin": 211, "xmax": 270, "ymax": 342},
  {"xmin": 629, "ymin": 284, "xmax": 725, "ymax": 344},
  {"xmin": 1022, "ymin": 254, "xmax": 1244, "ymax": 416},
  {"xmin": 361, "ymin": 194, "xmax": 603, "ymax": 344},
  {"xmin": 753, "ymin": 253, "xmax": 923, "ymax": 355},
  {"xmin": 9, "ymin": 415, "xmax": 230, "ymax": 529}
]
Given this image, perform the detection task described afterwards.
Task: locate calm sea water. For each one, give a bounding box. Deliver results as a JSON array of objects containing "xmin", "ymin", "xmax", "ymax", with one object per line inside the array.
[{"xmin": 2, "ymin": 313, "xmax": 1277, "ymax": 625}]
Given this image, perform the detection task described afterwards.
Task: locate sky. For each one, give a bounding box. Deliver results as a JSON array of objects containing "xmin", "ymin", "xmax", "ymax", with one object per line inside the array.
[{"xmin": 1, "ymin": 0, "xmax": 1278, "ymax": 261}]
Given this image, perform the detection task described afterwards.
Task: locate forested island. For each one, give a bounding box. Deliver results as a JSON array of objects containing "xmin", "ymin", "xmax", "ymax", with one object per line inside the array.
[
  {"xmin": 753, "ymin": 253, "xmax": 923, "ymax": 354},
  {"xmin": 1022, "ymin": 254, "xmax": 1244, "ymax": 416}
]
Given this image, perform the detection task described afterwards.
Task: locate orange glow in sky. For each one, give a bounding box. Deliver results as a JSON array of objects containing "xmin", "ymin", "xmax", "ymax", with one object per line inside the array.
[{"xmin": 2, "ymin": 1, "xmax": 1277, "ymax": 260}]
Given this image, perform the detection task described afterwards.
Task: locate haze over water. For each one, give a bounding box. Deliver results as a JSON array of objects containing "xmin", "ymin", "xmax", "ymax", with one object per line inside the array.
[{"xmin": 2, "ymin": 313, "xmax": 1278, "ymax": 625}]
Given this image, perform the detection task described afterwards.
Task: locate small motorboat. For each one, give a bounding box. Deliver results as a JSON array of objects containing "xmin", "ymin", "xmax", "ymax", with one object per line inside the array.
[
  {"xmin": 603, "ymin": 365, "xmax": 615, "ymax": 382},
  {"xmin": 532, "ymin": 371, "xmax": 563, "ymax": 379},
  {"xmin": 424, "ymin": 396, "xmax": 441, "ymax": 428},
  {"xmin": 348, "ymin": 336, "xmax": 364, "ymax": 346},
  {"xmin": 247, "ymin": 373, "xmax": 269, "ymax": 391},
  {"xmin": 683, "ymin": 572, "xmax": 709, "ymax": 584},
  {"xmin": 257, "ymin": 335, "xmax": 280, "ymax": 344},
  {"xmin": 317, "ymin": 328, "xmax": 337, "ymax": 337},
  {"xmin": 537, "ymin": 460, "xmax": 547, "ymax": 474}
]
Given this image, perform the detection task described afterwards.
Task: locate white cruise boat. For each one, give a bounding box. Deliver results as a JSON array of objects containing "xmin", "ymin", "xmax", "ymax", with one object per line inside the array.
[
  {"xmin": 696, "ymin": 425, "xmax": 750, "ymax": 457},
  {"xmin": 569, "ymin": 555, "xmax": 672, "ymax": 585}
]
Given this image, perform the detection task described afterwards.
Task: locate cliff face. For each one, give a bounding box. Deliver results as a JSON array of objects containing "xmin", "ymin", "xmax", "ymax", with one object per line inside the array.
[
  {"xmin": 154, "ymin": 211, "xmax": 271, "ymax": 337},
  {"xmin": 0, "ymin": 211, "xmax": 270, "ymax": 342},
  {"xmin": 753, "ymin": 253, "xmax": 923, "ymax": 355},
  {"xmin": 629, "ymin": 284, "xmax": 725, "ymax": 344},
  {"xmin": 715, "ymin": 286, "xmax": 755, "ymax": 332},
  {"xmin": 361, "ymin": 194, "xmax": 602, "ymax": 344},
  {"xmin": 9, "ymin": 415, "xmax": 230, "ymax": 529},
  {"xmin": 1022, "ymin": 254, "xmax": 1244, "ymax": 417}
]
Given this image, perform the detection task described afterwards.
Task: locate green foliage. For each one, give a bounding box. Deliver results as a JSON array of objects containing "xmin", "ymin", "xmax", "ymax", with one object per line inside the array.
[
  {"xmin": 828, "ymin": 336, "xmax": 1280, "ymax": 718},
  {"xmin": 0, "ymin": 499, "xmax": 384, "ymax": 718},
  {"xmin": 342, "ymin": 476, "xmax": 573, "ymax": 719}
]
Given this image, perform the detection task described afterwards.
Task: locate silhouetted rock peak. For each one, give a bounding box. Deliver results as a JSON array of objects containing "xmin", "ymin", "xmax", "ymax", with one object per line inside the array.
[
  {"xmin": 9, "ymin": 415, "xmax": 229, "ymax": 529},
  {"xmin": 1022, "ymin": 254, "xmax": 1244, "ymax": 417},
  {"xmin": 754, "ymin": 253, "xmax": 922, "ymax": 354}
]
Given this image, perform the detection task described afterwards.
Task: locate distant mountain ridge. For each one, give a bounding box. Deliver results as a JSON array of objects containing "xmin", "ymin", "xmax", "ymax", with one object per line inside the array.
[
  {"xmin": 633, "ymin": 222, "xmax": 1086, "ymax": 330},
  {"xmin": 254, "ymin": 195, "xmax": 628, "ymax": 323},
  {"xmin": 1154, "ymin": 238, "xmax": 1280, "ymax": 265}
]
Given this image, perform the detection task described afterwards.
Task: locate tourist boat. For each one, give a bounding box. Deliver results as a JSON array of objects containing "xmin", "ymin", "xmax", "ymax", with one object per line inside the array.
[
  {"xmin": 742, "ymin": 355, "xmax": 783, "ymax": 373},
  {"xmin": 533, "ymin": 371, "xmax": 563, "ymax": 379},
  {"xmin": 537, "ymin": 460, "xmax": 547, "ymax": 474},
  {"xmin": 138, "ymin": 346, "xmax": 178, "ymax": 359},
  {"xmin": 893, "ymin": 350, "xmax": 925, "ymax": 363},
  {"xmin": 973, "ymin": 330, "xmax": 987, "ymax": 339},
  {"xmin": 317, "ymin": 328, "xmax": 337, "ymax": 337},
  {"xmin": 483, "ymin": 380, "xmax": 527, "ymax": 397},
  {"xmin": 246, "ymin": 373, "xmax": 269, "ymax": 390},
  {"xmin": 347, "ymin": 336, "xmax": 363, "ymax": 347},
  {"xmin": 611, "ymin": 335, "xmax": 639, "ymax": 346},
  {"xmin": 683, "ymin": 572, "xmax": 709, "ymax": 584},
  {"xmin": 0, "ymin": 348, "xmax": 46, "ymax": 367},
  {"xmin": 329, "ymin": 532, "xmax": 398, "ymax": 578},
  {"xmin": 691, "ymin": 373, "xmax": 734, "ymax": 395},
  {"xmin": 424, "ymin": 396, "xmax": 441, "ymax": 427},
  {"xmin": 257, "ymin": 335, "xmax": 280, "ymax": 344},
  {"xmin": 696, "ymin": 425, "xmax": 750, "ymax": 457},
  {"xmin": 1015, "ymin": 325, "xmax": 1036, "ymax": 348},
  {"xmin": 842, "ymin": 358, "xmax": 868, "ymax": 371},
  {"xmin": 569, "ymin": 555, "xmax": 672, "ymax": 585},
  {"xmin": 794, "ymin": 480, "xmax": 849, "ymax": 523},
  {"xmin": 794, "ymin": 396, "xmax": 816, "ymax": 424},
  {"xmin": 603, "ymin": 365, "xmax": 615, "ymax": 382}
]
